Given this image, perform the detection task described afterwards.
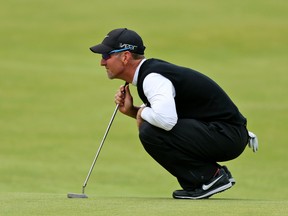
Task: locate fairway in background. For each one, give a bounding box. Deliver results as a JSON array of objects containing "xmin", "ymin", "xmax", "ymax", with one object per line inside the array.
[{"xmin": 0, "ymin": 0, "xmax": 287, "ymax": 215}]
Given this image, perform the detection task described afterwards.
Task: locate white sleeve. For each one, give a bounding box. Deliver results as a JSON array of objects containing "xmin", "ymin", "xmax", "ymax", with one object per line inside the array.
[{"xmin": 140, "ymin": 73, "xmax": 178, "ymax": 131}]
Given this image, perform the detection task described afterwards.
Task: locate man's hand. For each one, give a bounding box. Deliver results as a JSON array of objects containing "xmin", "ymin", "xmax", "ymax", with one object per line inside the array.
[{"xmin": 114, "ymin": 84, "xmax": 139, "ymax": 118}]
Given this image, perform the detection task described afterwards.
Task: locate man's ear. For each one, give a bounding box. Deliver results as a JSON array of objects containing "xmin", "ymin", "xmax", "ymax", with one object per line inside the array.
[{"xmin": 121, "ymin": 51, "xmax": 131, "ymax": 65}]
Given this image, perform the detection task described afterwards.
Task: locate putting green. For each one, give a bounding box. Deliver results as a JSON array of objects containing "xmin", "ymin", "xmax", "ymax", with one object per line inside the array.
[
  {"xmin": 1, "ymin": 193, "xmax": 288, "ymax": 216},
  {"xmin": 1, "ymin": 0, "xmax": 287, "ymax": 215}
]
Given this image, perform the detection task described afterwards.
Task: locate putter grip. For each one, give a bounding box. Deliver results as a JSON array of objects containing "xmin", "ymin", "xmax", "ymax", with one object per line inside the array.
[{"xmin": 122, "ymin": 81, "xmax": 129, "ymax": 94}]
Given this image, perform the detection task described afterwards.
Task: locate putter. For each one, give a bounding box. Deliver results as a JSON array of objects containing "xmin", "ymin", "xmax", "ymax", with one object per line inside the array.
[{"xmin": 67, "ymin": 82, "xmax": 128, "ymax": 199}]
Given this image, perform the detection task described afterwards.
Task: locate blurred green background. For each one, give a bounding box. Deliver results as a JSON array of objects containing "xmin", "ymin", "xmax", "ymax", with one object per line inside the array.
[{"xmin": 0, "ymin": 0, "xmax": 287, "ymax": 215}]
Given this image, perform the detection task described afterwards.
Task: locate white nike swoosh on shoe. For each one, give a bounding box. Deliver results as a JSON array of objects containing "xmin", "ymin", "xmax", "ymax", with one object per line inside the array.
[{"xmin": 202, "ymin": 175, "xmax": 223, "ymax": 191}]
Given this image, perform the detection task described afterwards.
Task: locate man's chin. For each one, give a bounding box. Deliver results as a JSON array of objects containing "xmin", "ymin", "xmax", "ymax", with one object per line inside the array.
[{"xmin": 107, "ymin": 74, "xmax": 115, "ymax": 80}]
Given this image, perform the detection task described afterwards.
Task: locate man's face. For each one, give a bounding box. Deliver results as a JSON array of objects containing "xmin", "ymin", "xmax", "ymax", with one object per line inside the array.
[{"xmin": 100, "ymin": 52, "xmax": 125, "ymax": 79}]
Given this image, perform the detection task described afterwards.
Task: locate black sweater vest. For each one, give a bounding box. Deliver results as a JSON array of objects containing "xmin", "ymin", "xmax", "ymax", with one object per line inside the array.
[{"xmin": 137, "ymin": 59, "xmax": 246, "ymax": 126}]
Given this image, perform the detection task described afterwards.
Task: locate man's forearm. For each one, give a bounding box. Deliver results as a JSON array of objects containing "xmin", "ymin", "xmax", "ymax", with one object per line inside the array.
[{"xmin": 125, "ymin": 105, "xmax": 141, "ymax": 119}]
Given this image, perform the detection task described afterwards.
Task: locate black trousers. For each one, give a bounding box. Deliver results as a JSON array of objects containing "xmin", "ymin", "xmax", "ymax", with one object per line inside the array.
[{"xmin": 139, "ymin": 119, "xmax": 248, "ymax": 190}]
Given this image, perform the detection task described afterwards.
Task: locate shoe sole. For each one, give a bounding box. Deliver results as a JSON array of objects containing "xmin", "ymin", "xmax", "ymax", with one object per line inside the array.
[
  {"xmin": 229, "ymin": 178, "xmax": 236, "ymax": 185},
  {"xmin": 173, "ymin": 182, "xmax": 232, "ymax": 200}
]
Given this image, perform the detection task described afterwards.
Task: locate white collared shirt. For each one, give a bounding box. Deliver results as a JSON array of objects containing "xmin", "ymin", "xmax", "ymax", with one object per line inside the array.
[{"xmin": 133, "ymin": 59, "xmax": 177, "ymax": 131}]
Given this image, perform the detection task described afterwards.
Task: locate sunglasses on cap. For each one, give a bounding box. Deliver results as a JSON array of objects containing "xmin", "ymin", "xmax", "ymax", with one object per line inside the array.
[{"xmin": 102, "ymin": 48, "xmax": 131, "ymax": 60}]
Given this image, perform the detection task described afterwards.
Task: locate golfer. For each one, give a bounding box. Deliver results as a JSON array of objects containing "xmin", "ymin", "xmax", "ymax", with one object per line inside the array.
[{"xmin": 89, "ymin": 28, "xmax": 258, "ymax": 199}]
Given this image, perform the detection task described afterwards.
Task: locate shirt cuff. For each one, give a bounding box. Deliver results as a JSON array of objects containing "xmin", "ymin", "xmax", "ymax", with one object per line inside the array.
[{"xmin": 141, "ymin": 107, "xmax": 177, "ymax": 131}]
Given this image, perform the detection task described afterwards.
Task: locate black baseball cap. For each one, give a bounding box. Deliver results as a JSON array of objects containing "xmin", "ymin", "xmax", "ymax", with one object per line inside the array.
[{"xmin": 90, "ymin": 28, "xmax": 146, "ymax": 55}]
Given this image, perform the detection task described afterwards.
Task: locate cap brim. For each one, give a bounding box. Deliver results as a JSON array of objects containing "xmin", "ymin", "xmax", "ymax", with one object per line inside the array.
[{"xmin": 89, "ymin": 44, "xmax": 113, "ymax": 54}]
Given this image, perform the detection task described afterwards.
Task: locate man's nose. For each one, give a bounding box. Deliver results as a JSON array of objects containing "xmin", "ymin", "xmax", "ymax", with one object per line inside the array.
[{"xmin": 100, "ymin": 58, "xmax": 106, "ymax": 66}]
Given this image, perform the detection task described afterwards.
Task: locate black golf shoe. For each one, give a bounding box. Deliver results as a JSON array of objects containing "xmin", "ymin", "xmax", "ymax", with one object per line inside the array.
[
  {"xmin": 222, "ymin": 165, "xmax": 236, "ymax": 185},
  {"xmin": 172, "ymin": 168, "xmax": 232, "ymax": 199}
]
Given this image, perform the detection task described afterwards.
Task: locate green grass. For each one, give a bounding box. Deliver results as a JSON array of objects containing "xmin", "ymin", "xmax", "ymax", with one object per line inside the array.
[
  {"xmin": 1, "ymin": 193, "xmax": 288, "ymax": 216},
  {"xmin": 1, "ymin": 0, "xmax": 288, "ymax": 215}
]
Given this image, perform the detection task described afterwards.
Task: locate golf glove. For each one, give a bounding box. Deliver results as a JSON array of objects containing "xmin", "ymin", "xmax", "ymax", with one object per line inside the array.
[{"xmin": 248, "ymin": 131, "xmax": 258, "ymax": 153}]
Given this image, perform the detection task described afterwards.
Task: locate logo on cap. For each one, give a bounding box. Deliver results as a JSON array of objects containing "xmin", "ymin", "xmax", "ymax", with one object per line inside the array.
[{"xmin": 119, "ymin": 43, "xmax": 137, "ymax": 51}]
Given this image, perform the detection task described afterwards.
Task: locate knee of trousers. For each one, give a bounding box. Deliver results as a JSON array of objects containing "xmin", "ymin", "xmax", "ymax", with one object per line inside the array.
[{"xmin": 139, "ymin": 121, "xmax": 164, "ymax": 147}]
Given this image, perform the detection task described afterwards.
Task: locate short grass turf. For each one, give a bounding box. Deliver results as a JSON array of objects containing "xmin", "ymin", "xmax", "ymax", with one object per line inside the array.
[
  {"xmin": 1, "ymin": 193, "xmax": 288, "ymax": 216},
  {"xmin": 1, "ymin": 0, "xmax": 288, "ymax": 215}
]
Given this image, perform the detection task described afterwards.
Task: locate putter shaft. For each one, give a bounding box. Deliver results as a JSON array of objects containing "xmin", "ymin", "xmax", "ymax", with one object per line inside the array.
[
  {"xmin": 68, "ymin": 82, "xmax": 128, "ymax": 198},
  {"xmin": 82, "ymin": 103, "xmax": 120, "ymax": 193}
]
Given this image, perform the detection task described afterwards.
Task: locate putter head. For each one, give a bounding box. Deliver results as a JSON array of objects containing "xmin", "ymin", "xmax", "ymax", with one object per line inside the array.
[{"xmin": 67, "ymin": 193, "xmax": 88, "ymax": 198}]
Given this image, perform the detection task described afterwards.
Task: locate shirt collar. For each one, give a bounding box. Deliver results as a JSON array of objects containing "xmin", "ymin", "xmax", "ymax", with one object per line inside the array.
[{"xmin": 132, "ymin": 59, "xmax": 146, "ymax": 86}]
